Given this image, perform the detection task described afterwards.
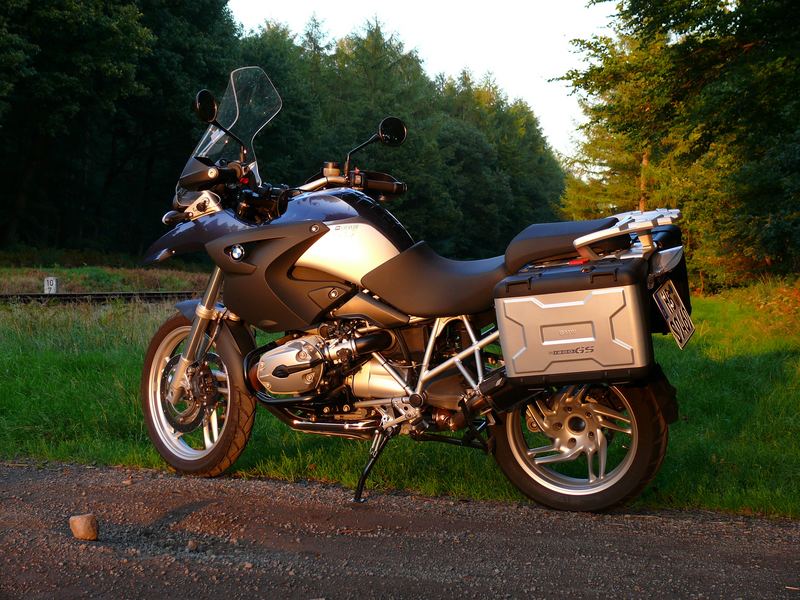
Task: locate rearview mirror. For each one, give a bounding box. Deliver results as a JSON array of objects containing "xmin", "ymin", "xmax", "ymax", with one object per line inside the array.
[
  {"xmin": 378, "ymin": 117, "xmax": 407, "ymax": 147},
  {"xmin": 343, "ymin": 116, "xmax": 408, "ymax": 176},
  {"xmin": 193, "ymin": 89, "xmax": 218, "ymax": 123}
]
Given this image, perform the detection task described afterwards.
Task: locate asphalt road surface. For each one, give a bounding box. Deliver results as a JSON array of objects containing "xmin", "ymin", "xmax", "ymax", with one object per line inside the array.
[{"xmin": 0, "ymin": 461, "xmax": 797, "ymax": 599}]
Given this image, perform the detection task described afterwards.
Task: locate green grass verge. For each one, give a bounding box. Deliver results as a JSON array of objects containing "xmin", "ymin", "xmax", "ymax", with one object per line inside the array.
[{"xmin": 1, "ymin": 283, "xmax": 798, "ymax": 516}]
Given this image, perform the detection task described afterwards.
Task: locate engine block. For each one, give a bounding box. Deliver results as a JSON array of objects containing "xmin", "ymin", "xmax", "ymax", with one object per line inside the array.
[{"xmin": 256, "ymin": 335, "xmax": 324, "ymax": 394}]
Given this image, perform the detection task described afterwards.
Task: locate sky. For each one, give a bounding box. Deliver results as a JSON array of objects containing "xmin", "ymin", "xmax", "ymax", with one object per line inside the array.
[{"xmin": 228, "ymin": 1, "xmax": 615, "ymax": 158}]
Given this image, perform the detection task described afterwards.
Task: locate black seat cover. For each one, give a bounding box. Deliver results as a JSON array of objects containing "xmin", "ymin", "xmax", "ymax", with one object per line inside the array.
[
  {"xmin": 363, "ymin": 218, "xmax": 618, "ymax": 317},
  {"xmin": 504, "ymin": 217, "xmax": 618, "ymax": 272},
  {"xmin": 362, "ymin": 241, "xmax": 506, "ymax": 317}
]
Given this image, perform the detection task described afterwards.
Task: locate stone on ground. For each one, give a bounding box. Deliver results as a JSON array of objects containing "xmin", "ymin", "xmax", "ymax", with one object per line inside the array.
[{"xmin": 69, "ymin": 513, "xmax": 98, "ymax": 541}]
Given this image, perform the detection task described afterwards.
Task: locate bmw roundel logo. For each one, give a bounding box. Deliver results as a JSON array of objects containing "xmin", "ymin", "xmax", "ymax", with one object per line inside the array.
[{"xmin": 229, "ymin": 244, "xmax": 245, "ymax": 261}]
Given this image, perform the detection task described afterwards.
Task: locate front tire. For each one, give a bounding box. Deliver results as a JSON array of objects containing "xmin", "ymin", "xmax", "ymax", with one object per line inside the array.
[
  {"xmin": 492, "ymin": 383, "xmax": 668, "ymax": 512},
  {"xmin": 140, "ymin": 314, "xmax": 256, "ymax": 476}
]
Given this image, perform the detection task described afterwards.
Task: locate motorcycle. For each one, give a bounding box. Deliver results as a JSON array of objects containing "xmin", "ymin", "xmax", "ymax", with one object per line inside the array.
[{"xmin": 141, "ymin": 66, "xmax": 694, "ymax": 511}]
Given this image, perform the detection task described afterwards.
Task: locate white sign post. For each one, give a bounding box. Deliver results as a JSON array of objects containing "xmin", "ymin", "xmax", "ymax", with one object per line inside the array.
[{"xmin": 43, "ymin": 277, "xmax": 59, "ymax": 294}]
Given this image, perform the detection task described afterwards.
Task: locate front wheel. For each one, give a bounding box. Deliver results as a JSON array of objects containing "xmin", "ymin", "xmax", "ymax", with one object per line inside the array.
[
  {"xmin": 140, "ymin": 314, "xmax": 256, "ymax": 476},
  {"xmin": 492, "ymin": 383, "xmax": 668, "ymax": 512}
]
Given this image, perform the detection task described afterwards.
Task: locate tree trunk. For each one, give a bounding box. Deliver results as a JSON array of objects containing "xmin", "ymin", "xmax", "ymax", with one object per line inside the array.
[{"xmin": 638, "ymin": 147, "xmax": 650, "ymax": 212}]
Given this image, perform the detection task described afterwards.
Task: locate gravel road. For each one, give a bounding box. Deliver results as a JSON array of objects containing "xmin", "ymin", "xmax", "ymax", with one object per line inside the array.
[{"xmin": 0, "ymin": 461, "xmax": 797, "ymax": 599}]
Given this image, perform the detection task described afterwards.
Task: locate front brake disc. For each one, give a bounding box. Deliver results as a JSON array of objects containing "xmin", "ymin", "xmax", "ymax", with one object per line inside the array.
[{"xmin": 160, "ymin": 356, "xmax": 207, "ymax": 432}]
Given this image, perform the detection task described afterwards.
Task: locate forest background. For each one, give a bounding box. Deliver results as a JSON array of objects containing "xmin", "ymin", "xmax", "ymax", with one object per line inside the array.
[{"xmin": 0, "ymin": 0, "xmax": 797, "ymax": 287}]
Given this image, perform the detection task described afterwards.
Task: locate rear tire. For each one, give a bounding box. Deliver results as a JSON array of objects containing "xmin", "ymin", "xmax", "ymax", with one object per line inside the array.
[
  {"xmin": 140, "ymin": 314, "xmax": 256, "ymax": 476},
  {"xmin": 492, "ymin": 383, "xmax": 668, "ymax": 512}
]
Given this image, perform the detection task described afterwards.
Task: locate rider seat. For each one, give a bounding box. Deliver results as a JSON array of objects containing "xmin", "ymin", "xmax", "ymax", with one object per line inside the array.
[
  {"xmin": 361, "ymin": 218, "xmax": 619, "ymax": 317},
  {"xmin": 362, "ymin": 242, "xmax": 507, "ymax": 317}
]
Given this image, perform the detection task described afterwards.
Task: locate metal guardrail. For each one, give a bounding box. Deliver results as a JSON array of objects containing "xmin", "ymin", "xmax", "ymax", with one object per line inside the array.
[{"xmin": 0, "ymin": 291, "xmax": 198, "ymax": 304}]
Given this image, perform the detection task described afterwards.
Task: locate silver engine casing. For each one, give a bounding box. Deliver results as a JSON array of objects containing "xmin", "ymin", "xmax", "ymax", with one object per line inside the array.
[
  {"xmin": 256, "ymin": 335, "xmax": 324, "ymax": 394},
  {"xmin": 346, "ymin": 357, "xmax": 408, "ymax": 399},
  {"xmin": 257, "ymin": 334, "xmax": 409, "ymax": 399}
]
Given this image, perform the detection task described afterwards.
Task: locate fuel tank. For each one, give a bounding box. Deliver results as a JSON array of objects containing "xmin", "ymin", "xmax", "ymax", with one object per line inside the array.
[
  {"xmin": 273, "ymin": 188, "xmax": 414, "ymax": 285},
  {"xmin": 206, "ymin": 188, "xmax": 414, "ymax": 331}
]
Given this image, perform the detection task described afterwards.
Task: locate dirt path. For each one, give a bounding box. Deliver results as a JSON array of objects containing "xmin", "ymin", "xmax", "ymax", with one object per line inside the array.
[{"xmin": 0, "ymin": 462, "xmax": 797, "ymax": 599}]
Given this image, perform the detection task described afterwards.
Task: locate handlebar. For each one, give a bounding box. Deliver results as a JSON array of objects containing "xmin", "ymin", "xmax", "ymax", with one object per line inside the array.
[
  {"xmin": 177, "ymin": 159, "xmax": 241, "ymax": 191},
  {"xmin": 353, "ymin": 173, "xmax": 407, "ymax": 195},
  {"xmin": 296, "ymin": 175, "xmax": 349, "ymax": 193},
  {"xmin": 165, "ymin": 164, "xmax": 407, "ymax": 228},
  {"xmin": 295, "ymin": 173, "xmax": 406, "ymax": 196},
  {"xmin": 162, "ymin": 210, "xmax": 189, "ymax": 225},
  {"xmin": 210, "ymin": 165, "xmax": 240, "ymax": 185}
]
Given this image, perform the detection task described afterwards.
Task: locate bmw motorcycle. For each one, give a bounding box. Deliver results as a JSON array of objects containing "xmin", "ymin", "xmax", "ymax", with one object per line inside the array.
[{"xmin": 141, "ymin": 66, "xmax": 694, "ymax": 511}]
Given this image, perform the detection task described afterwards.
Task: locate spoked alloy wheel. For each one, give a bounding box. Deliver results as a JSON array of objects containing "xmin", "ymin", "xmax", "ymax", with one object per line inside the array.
[
  {"xmin": 141, "ymin": 314, "xmax": 255, "ymax": 475},
  {"xmin": 492, "ymin": 383, "xmax": 668, "ymax": 512},
  {"xmin": 149, "ymin": 325, "xmax": 228, "ymax": 459}
]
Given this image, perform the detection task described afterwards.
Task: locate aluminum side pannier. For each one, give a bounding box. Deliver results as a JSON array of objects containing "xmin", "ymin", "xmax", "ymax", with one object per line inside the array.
[{"xmin": 494, "ymin": 258, "xmax": 653, "ymax": 385}]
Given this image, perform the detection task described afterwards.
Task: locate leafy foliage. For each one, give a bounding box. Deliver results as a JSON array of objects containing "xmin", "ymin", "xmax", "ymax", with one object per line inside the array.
[
  {"xmin": 0, "ymin": 10, "xmax": 564, "ymax": 259},
  {"xmin": 565, "ymin": 0, "xmax": 800, "ymax": 286}
]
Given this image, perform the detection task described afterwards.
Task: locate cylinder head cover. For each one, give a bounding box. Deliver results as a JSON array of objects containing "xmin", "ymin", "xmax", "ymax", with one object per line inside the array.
[{"xmin": 256, "ymin": 335, "xmax": 324, "ymax": 395}]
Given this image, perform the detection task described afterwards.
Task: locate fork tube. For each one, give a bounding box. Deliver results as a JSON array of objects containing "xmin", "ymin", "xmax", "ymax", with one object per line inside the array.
[{"xmin": 168, "ymin": 267, "xmax": 225, "ymax": 401}]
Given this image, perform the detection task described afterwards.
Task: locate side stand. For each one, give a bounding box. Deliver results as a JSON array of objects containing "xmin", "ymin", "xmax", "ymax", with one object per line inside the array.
[{"xmin": 353, "ymin": 427, "xmax": 394, "ymax": 503}]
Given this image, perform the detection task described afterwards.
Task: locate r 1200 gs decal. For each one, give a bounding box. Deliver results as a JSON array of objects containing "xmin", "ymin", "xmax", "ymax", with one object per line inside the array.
[{"xmin": 550, "ymin": 346, "xmax": 595, "ymax": 355}]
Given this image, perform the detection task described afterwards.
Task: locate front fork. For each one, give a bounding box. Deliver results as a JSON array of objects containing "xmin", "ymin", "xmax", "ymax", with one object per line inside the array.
[{"xmin": 167, "ymin": 266, "xmax": 225, "ymax": 404}]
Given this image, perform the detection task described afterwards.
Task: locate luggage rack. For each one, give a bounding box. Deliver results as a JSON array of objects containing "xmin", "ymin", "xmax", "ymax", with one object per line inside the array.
[{"xmin": 573, "ymin": 209, "xmax": 681, "ymax": 261}]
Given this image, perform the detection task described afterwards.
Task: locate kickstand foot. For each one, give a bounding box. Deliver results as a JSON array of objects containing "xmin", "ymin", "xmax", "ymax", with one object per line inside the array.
[{"xmin": 352, "ymin": 428, "xmax": 393, "ymax": 503}]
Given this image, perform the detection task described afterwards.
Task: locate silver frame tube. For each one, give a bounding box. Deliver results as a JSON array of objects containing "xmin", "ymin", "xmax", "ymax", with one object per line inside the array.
[{"xmin": 412, "ymin": 316, "xmax": 500, "ymax": 395}]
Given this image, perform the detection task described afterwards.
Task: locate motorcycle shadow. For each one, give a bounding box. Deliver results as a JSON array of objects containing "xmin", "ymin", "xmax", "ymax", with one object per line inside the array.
[{"xmin": 233, "ymin": 417, "xmax": 521, "ymax": 502}]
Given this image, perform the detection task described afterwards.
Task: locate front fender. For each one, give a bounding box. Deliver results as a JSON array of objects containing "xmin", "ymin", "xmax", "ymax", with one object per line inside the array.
[
  {"xmin": 143, "ymin": 210, "xmax": 254, "ymax": 265},
  {"xmin": 174, "ymin": 299, "xmax": 256, "ymax": 360}
]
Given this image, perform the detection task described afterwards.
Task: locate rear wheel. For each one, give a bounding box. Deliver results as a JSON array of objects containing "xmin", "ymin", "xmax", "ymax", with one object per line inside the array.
[
  {"xmin": 492, "ymin": 383, "xmax": 668, "ymax": 511},
  {"xmin": 140, "ymin": 314, "xmax": 256, "ymax": 476}
]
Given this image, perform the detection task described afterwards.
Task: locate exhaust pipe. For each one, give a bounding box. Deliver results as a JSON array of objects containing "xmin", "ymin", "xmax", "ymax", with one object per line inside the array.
[{"xmin": 259, "ymin": 399, "xmax": 377, "ymax": 440}]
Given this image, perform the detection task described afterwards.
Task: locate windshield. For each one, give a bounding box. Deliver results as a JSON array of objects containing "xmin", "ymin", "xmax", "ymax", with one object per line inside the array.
[{"xmin": 192, "ymin": 66, "xmax": 282, "ymax": 167}]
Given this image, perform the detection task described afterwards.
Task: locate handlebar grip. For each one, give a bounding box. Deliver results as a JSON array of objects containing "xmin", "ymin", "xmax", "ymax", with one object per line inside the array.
[
  {"xmin": 243, "ymin": 184, "xmax": 289, "ymax": 208},
  {"xmin": 361, "ymin": 177, "xmax": 407, "ymax": 195}
]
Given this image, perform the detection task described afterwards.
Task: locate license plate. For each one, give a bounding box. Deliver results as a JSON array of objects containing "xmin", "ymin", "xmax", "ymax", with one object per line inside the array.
[{"xmin": 653, "ymin": 279, "xmax": 695, "ymax": 349}]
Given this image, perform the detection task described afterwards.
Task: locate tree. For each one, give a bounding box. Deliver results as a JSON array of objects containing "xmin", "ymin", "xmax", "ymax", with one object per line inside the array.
[
  {"xmin": 436, "ymin": 71, "xmax": 564, "ymax": 255},
  {"xmin": 564, "ymin": 0, "xmax": 800, "ymax": 283},
  {"xmin": 102, "ymin": 0, "xmax": 241, "ymax": 252},
  {"xmin": 561, "ymin": 121, "xmax": 643, "ymax": 220},
  {"xmin": 0, "ymin": 0, "xmax": 152, "ymax": 247},
  {"xmin": 1, "ymin": 12, "xmax": 565, "ymax": 261},
  {"xmin": 0, "ymin": 0, "xmax": 242, "ymax": 252}
]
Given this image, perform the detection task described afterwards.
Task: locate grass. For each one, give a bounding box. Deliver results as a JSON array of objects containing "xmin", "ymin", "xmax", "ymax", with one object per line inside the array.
[{"xmin": 0, "ymin": 278, "xmax": 798, "ymax": 516}]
